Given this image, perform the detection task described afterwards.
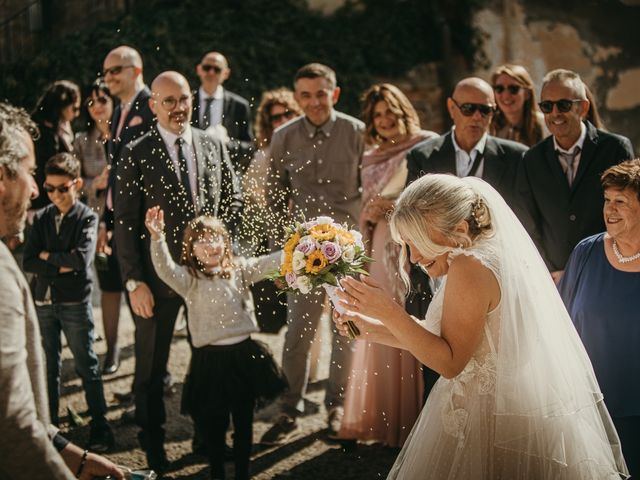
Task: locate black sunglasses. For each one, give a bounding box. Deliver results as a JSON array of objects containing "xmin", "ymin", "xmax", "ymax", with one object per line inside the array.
[
  {"xmin": 102, "ymin": 64, "xmax": 134, "ymax": 77},
  {"xmin": 270, "ymin": 111, "xmax": 295, "ymax": 124},
  {"xmin": 43, "ymin": 179, "xmax": 78, "ymax": 194},
  {"xmin": 85, "ymin": 97, "xmax": 109, "ymax": 108},
  {"xmin": 493, "ymin": 84, "xmax": 522, "ymax": 95},
  {"xmin": 452, "ymin": 99, "xmax": 496, "ymax": 117},
  {"xmin": 538, "ymin": 99, "xmax": 583, "ymax": 114},
  {"xmin": 201, "ymin": 64, "xmax": 223, "ymax": 74}
]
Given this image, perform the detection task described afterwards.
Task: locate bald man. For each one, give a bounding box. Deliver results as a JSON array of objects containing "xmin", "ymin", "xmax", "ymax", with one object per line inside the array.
[
  {"xmin": 192, "ymin": 51, "xmax": 254, "ymax": 173},
  {"xmin": 99, "ymin": 46, "xmax": 155, "ymax": 373},
  {"xmin": 113, "ymin": 71, "xmax": 243, "ymax": 471},
  {"xmin": 404, "ymin": 77, "xmax": 528, "ymax": 400}
]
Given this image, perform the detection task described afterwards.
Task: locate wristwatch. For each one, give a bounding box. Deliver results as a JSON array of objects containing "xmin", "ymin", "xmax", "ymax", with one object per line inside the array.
[{"xmin": 125, "ymin": 279, "xmax": 142, "ymax": 293}]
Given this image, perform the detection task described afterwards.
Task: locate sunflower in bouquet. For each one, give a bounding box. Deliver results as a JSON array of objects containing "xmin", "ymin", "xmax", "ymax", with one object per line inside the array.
[{"xmin": 271, "ymin": 216, "xmax": 372, "ymax": 337}]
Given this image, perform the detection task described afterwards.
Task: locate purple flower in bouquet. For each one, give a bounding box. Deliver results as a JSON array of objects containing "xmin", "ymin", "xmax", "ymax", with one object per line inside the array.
[
  {"xmin": 285, "ymin": 271, "xmax": 298, "ymax": 288},
  {"xmin": 321, "ymin": 241, "xmax": 342, "ymax": 264},
  {"xmin": 296, "ymin": 236, "xmax": 317, "ymax": 255}
]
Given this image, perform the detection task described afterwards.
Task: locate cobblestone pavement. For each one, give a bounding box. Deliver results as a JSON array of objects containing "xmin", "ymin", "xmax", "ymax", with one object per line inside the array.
[{"xmin": 59, "ymin": 303, "xmax": 399, "ymax": 479}]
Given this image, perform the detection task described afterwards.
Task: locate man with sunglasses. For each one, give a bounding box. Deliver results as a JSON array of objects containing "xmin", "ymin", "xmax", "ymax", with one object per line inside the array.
[
  {"xmin": 518, "ymin": 69, "xmax": 634, "ymax": 282},
  {"xmin": 192, "ymin": 51, "xmax": 254, "ymax": 173},
  {"xmin": 22, "ymin": 153, "xmax": 114, "ymax": 452},
  {"xmin": 113, "ymin": 71, "xmax": 243, "ymax": 471},
  {"xmin": 404, "ymin": 77, "xmax": 527, "ymax": 402},
  {"xmin": 407, "ymin": 77, "xmax": 527, "ymax": 202}
]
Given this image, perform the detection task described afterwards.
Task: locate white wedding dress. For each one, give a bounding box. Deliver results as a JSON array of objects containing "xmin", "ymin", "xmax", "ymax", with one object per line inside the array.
[{"xmin": 387, "ymin": 178, "xmax": 628, "ymax": 479}]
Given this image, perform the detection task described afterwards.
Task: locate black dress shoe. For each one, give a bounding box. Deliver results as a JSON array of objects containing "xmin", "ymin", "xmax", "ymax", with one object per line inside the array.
[
  {"xmin": 138, "ymin": 430, "xmax": 169, "ymax": 472},
  {"xmin": 102, "ymin": 358, "xmax": 120, "ymax": 375}
]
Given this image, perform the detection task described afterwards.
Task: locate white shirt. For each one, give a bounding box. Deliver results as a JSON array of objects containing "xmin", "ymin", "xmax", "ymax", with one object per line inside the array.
[
  {"xmin": 452, "ymin": 128, "xmax": 488, "ymax": 178},
  {"xmin": 156, "ymin": 123, "xmax": 198, "ymax": 205},
  {"xmin": 553, "ymin": 121, "xmax": 587, "ymax": 166},
  {"xmin": 198, "ymin": 85, "xmax": 224, "ymax": 127}
]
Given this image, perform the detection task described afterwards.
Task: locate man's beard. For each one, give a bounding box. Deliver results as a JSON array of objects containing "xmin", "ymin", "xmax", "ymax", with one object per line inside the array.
[{"xmin": 0, "ymin": 196, "xmax": 28, "ymax": 237}]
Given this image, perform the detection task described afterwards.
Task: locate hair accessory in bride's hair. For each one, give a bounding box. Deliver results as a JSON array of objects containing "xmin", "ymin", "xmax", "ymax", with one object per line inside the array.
[{"xmin": 469, "ymin": 196, "xmax": 492, "ymax": 235}]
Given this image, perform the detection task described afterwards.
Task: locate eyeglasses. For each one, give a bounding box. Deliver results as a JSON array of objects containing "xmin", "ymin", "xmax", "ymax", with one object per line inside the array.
[
  {"xmin": 493, "ymin": 84, "xmax": 522, "ymax": 95},
  {"xmin": 451, "ymin": 99, "xmax": 496, "ymax": 117},
  {"xmin": 269, "ymin": 111, "xmax": 295, "ymax": 124},
  {"xmin": 159, "ymin": 94, "xmax": 192, "ymax": 111},
  {"xmin": 200, "ymin": 64, "xmax": 223, "ymax": 74},
  {"xmin": 85, "ymin": 97, "xmax": 109, "ymax": 108},
  {"xmin": 102, "ymin": 64, "xmax": 135, "ymax": 77},
  {"xmin": 43, "ymin": 179, "xmax": 78, "ymax": 194},
  {"xmin": 538, "ymin": 99, "xmax": 583, "ymax": 114}
]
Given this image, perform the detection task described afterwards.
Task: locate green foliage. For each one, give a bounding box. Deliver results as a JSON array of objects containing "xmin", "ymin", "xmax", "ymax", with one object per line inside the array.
[{"xmin": 1, "ymin": 0, "xmax": 482, "ymax": 117}]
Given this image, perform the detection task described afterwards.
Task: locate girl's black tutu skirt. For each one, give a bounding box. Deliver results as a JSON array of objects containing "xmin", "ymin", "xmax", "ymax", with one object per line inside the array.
[{"xmin": 181, "ymin": 337, "xmax": 288, "ymax": 418}]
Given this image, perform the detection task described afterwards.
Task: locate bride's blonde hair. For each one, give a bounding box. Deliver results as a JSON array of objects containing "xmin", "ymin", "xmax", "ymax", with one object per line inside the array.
[{"xmin": 389, "ymin": 174, "xmax": 492, "ymax": 292}]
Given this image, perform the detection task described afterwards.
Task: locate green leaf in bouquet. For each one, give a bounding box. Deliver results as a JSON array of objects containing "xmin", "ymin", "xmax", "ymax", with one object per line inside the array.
[
  {"xmin": 352, "ymin": 267, "xmax": 369, "ymax": 275},
  {"xmin": 322, "ymin": 272, "xmax": 338, "ymax": 286}
]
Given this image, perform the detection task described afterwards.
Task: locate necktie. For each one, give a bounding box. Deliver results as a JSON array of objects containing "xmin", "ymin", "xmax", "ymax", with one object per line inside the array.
[
  {"xmin": 202, "ymin": 97, "xmax": 214, "ymax": 128},
  {"xmin": 175, "ymin": 138, "xmax": 194, "ymax": 206},
  {"xmin": 115, "ymin": 104, "xmax": 129, "ymax": 141},
  {"xmin": 557, "ymin": 147, "xmax": 581, "ymax": 186},
  {"xmin": 466, "ymin": 151, "xmax": 484, "ymax": 177}
]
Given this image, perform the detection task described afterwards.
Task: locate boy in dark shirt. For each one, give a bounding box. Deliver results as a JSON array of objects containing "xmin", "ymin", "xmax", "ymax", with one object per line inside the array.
[{"xmin": 23, "ymin": 153, "xmax": 114, "ymax": 452}]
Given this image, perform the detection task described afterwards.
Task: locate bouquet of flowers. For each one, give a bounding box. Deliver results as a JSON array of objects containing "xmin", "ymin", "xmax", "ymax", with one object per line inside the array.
[{"xmin": 271, "ymin": 216, "xmax": 372, "ymax": 338}]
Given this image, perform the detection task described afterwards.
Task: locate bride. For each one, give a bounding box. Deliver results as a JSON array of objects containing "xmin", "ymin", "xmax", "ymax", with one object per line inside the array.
[{"xmin": 333, "ymin": 174, "xmax": 628, "ymax": 479}]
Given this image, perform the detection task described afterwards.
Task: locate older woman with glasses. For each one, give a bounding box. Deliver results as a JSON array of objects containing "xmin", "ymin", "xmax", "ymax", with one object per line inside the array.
[
  {"xmin": 31, "ymin": 80, "xmax": 81, "ymax": 210},
  {"xmin": 559, "ymin": 159, "xmax": 640, "ymax": 477},
  {"xmin": 490, "ymin": 64, "xmax": 547, "ymax": 147},
  {"xmin": 239, "ymin": 88, "xmax": 302, "ymax": 332}
]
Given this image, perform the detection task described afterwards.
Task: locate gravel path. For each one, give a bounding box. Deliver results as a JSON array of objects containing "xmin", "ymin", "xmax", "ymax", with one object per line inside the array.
[{"xmin": 58, "ymin": 303, "xmax": 399, "ymax": 478}]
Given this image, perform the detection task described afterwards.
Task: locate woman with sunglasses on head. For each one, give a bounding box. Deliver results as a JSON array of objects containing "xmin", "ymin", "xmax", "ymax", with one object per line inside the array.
[
  {"xmin": 238, "ymin": 88, "xmax": 302, "ymax": 333},
  {"xmin": 338, "ymin": 84, "xmax": 437, "ymax": 448},
  {"xmin": 31, "ymin": 80, "xmax": 81, "ymax": 211},
  {"xmin": 73, "ymin": 79, "xmax": 114, "ymax": 216},
  {"xmin": 490, "ymin": 64, "xmax": 548, "ymax": 147},
  {"xmin": 73, "ymin": 79, "xmax": 122, "ymax": 375}
]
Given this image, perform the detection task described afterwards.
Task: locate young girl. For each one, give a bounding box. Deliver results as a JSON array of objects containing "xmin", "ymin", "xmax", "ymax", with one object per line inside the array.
[{"xmin": 145, "ymin": 206, "xmax": 287, "ymax": 480}]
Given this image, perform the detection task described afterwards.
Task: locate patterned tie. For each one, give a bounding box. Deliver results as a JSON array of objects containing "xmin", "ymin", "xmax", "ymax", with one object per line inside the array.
[
  {"xmin": 202, "ymin": 97, "xmax": 214, "ymax": 129},
  {"xmin": 175, "ymin": 138, "xmax": 194, "ymax": 206},
  {"xmin": 557, "ymin": 146, "xmax": 581, "ymax": 186}
]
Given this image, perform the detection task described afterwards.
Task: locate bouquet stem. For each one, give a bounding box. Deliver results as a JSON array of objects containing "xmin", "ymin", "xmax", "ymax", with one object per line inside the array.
[{"xmin": 323, "ymin": 283, "xmax": 360, "ymax": 339}]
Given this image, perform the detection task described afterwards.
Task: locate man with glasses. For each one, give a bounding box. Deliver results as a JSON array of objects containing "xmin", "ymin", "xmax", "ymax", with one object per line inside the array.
[
  {"xmin": 98, "ymin": 46, "xmax": 155, "ymax": 377},
  {"xmin": 404, "ymin": 77, "xmax": 527, "ymax": 402},
  {"xmin": 518, "ymin": 69, "xmax": 634, "ymax": 283},
  {"xmin": 192, "ymin": 51, "xmax": 254, "ymax": 173},
  {"xmin": 113, "ymin": 71, "xmax": 242, "ymax": 471}
]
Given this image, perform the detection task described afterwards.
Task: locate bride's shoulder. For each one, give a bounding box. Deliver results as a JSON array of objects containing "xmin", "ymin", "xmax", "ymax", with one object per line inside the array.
[
  {"xmin": 449, "ymin": 240, "xmax": 500, "ymax": 276},
  {"xmin": 447, "ymin": 244, "xmax": 501, "ymax": 307}
]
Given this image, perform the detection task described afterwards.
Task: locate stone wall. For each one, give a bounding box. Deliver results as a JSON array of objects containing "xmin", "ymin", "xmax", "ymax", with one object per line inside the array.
[{"xmin": 474, "ymin": 0, "xmax": 640, "ymax": 152}]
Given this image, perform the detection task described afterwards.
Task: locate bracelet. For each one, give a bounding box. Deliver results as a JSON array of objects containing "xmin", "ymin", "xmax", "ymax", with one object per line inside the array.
[{"xmin": 76, "ymin": 449, "xmax": 88, "ymax": 478}]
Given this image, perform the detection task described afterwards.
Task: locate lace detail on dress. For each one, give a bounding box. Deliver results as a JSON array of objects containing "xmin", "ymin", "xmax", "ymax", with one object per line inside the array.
[
  {"xmin": 440, "ymin": 346, "xmax": 498, "ymax": 447},
  {"xmin": 448, "ymin": 238, "xmax": 502, "ymax": 284}
]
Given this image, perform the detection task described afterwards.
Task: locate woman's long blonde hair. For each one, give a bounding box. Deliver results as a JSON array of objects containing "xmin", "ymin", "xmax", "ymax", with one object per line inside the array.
[{"xmin": 390, "ymin": 174, "xmax": 493, "ymax": 291}]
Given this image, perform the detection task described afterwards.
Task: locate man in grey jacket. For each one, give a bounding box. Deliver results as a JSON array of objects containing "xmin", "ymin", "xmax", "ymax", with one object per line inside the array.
[{"xmin": 0, "ymin": 102, "xmax": 122, "ymax": 479}]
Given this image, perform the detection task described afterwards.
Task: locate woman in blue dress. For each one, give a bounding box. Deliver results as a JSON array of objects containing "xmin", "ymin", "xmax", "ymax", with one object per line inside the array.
[{"xmin": 559, "ymin": 159, "xmax": 640, "ymax": 477}]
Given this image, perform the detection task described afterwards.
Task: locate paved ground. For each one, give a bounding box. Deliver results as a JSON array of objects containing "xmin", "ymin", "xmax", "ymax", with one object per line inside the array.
[{"xmin": 58, "ymin": 303, "xmax": 399, "ymax": 479}]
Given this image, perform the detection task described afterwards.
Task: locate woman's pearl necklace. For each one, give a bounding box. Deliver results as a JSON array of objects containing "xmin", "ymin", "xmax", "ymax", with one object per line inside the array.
[{"xmin": 612, "ymin": 239, "xmax": 640, "ymax": 264}]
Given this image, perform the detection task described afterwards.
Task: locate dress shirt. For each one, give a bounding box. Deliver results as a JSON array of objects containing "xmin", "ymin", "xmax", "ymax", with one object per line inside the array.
[
  {"xmin": 198, "ymin": 85, "xmax": 224, "ymax": 127},
  {"xmin": 452, "ymin": 127, "xmax": 488, "ymax": 178},
  {"xmin": 156, "ymin": 123, "xmax": 198, "ymax": 206},
  {"xmin": 553, "ymin": 120, "xmax": 587, "ymax": 171},
  {"xmin": 268, "ymin": 110, "xmax": 365, "ymax": 228}
]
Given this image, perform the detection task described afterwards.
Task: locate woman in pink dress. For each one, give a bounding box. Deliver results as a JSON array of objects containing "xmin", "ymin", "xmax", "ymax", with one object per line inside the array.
[{"xmin": 338, "ymin": 83, "xmax": 437, "ymax": 447}]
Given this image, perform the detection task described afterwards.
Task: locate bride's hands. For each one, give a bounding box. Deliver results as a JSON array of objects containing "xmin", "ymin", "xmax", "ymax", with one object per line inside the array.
[
  {"xmin": 337, "ymin": 275, "xmax": 401, "ymax": 323},
  {"xmin": 332, "ymin": 309, "xmax": 383, "ymax": 339}
]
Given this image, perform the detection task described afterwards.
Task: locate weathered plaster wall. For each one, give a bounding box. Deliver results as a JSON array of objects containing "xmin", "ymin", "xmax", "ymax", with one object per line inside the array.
[{"xmin": 474, "ymin": 0, "xmax": 640, "ymax": 153}]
